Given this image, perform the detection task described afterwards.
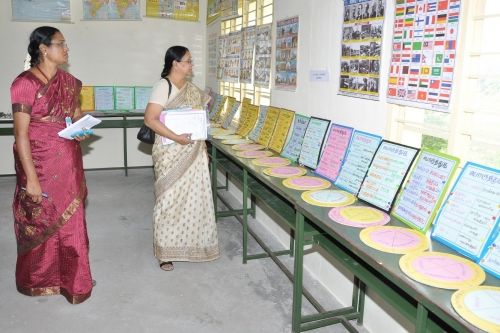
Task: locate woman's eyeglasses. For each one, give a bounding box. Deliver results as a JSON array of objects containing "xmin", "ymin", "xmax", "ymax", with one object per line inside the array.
[
  {"xmin": 178, "ymin": 59, "xmax": 193, "ymax": 64},
  {"xmin": 51, "ymin": 41, "xmax": 69, "ymax": 49}
]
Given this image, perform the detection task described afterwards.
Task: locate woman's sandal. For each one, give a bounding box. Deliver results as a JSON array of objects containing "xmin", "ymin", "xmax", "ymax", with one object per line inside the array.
[{"xmin": 160, "ymin": 262, "xmax": 174, "ymax": 271}]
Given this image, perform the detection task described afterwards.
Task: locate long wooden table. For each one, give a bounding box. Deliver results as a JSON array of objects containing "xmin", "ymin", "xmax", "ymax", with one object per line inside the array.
[{"xmin": 209, "ymin": 137, "xmax": 498, "ymax": 333}]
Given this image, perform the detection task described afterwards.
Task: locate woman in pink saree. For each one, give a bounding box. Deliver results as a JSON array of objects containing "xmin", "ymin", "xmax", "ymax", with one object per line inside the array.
[{"xmin": 11, "ymin": 26, "xmax": 93, "ymax": 304}]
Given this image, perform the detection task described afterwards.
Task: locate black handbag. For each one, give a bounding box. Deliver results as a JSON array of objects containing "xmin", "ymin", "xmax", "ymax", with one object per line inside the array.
[{"xmin": 137, "ymin": 78, "xmax": 172, "ymax": 144}]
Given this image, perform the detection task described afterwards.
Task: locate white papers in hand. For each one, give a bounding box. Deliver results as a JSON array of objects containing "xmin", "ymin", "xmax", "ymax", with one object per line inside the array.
[
  {"xmin": 160, "ymin": 108, "xmax": 207, "ymax": 145},
  {"xmin": 58, "ymin": 114, "xmax": 102, "ymax": 140}
]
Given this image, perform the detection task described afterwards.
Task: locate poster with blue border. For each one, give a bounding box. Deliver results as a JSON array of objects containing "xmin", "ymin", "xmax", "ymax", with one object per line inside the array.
[
  {"xmin": 334, "ymin": 130, "xmax": 382, "ymax": 194},
  {"xmin": 431, "ymin": 162, "xmax": 500, "ymax": 261},
  {"xmin": 94, "ymin": 86, "xmax": 115, "ymax": 111},
  {"xmin": 298, "ymin": 117, "xmax": 330, "ymax": 169},
  {"xmin": 479, "ymin": 228, "xmax": 500, "ymax": 278},
  {"xmin": 281, "ymin": 114, "xmax": 310, "ymax": 162}
]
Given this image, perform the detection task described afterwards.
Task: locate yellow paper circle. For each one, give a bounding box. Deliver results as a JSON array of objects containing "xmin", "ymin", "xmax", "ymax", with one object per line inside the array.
[
  {"xmin": 301, "ymin": 190, "xmax": 356, "ymax": 207},
  {"xmin": 451, "ymin": 286, "xmax": 500, "ymax": 333},
  {"xmin": 360, "ymin": 226, "xmax": 429, "ymax": 254}
]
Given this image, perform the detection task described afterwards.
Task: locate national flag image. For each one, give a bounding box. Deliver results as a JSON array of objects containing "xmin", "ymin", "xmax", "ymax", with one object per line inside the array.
[
  {"xmin": 441, "ymin": 80, "xmax": 453, "ymax": 89},
  {"xmin": 437, "ymin": 13, "xmax": 447, "ymax": 24},
  {"xmin": 397, "ymin": 88, "xmax": 407, "ymax": 98},
  {"xmin": 430, "ymin": 79, "xmax": 440, "ymax": 89},
  {"xmin": 412, "ymin": 53, "xmax": 421, "ymax": 63},
  {"xmin": 393, "ymin": 42, "xmax": 402, "ymax": 51},
  {"xmin": 439, "ymin": 92, "xmax": 450, "ymax": 104},
  {"xmin": 388, "ymin": 87, "xmax": 397, "ymax": 96},
  {"xmin": 406, "ymin": 6, "xmax": 415, "ymax": 15},
  {"xmin": 396, "ymin": 0, "xmax": 405, "ymax": 4},
  {"xmin": 447, "ymin": 24, "xmax": 458, "ymax": 38},
  {"xmin": 408, "ymin": 77, "xmax": 418, "ymax": 87},
  {"xmin": 435, "ymin": 53, "xmax": 443, "ymax": 64},
  {"xmin": 390, "ymin": 64, "xmax": 400, "ymax": 74},
  {"xmin": 406, "ymin": 0, "xmax": 416, "ymax": 3},
  {"xmin": 425, "ymin": 15, "xmax": 436, "ymax": 25},
  {"xmin": 435, "ymin": 26, "xmax": 446, "ymax": 38},
  {"xmin": 395, "ymin": 19, "xmax": 404, "ymax": 28},
  {"xmin": 403, "ymin": 30, "xmax": 413, "ymax": 39},
  {"xmin": 407, "ymin": 89, "xmax": 417, "ymax": 100},
  {"xmin": 446, "ymin": 40, "xmax": 456, "ymax": 50},
  {"xmin": 418, "ymin": 91, "xmax": 428, "ymax": 100},
  {"xmin": 401, "ymin": 53, "xmax": 412, "ymax": 63},
  {"xmin": 389, "ymin": 77, "xmax": 398, "ymax": 85},
  {"xmin": 414, "ymin": 15, "xmax": 426, "ymax": 27},
  {"xmin": 417, "ymin": 4, "xmax": 426, "ymax": 14},
  {"xmin": 410, "ymin": 67, "xmax": 420, "ymax": 75},
  {"xmin": 402, "ymin": 65, "xmax": 410, "ymax": 74},
  {"xmin": 392, "ymin": 53, "xmax": 401, "ymax": 62},
  {"xmin": 432, "ymin": 67, "xmax": 442, "ymax": 76},
  {"xmin": 434, "ymin": 40, "xmax": 445, "ymax": 49},
  {"xmin": 427, "ymin": 2, "xmax": 437, "ymax": 12},
  {"xmin": 448, "ymin": 12, "xmax": 459, "ymax": 23},
  {"xmin": 403, "ymin": 42, "xmax": 412, "ymax": 50},
  {"xmin": 405, "ymin": 18, "xmax": 414, "ymax": 27},
  {"xmin": 414, "ymin": 29, "xmax": 424, "ymax": 38},
  {"xmin": 449, "ymin": 0, "xmax": 460, "ymax": 11},
  {"xmin": 423, "ymin": 41, "xmax": 433, "ymax": 50},
  {"xmin": 413, "ymin": 41, "xmax": 422, "ymax": 50},
  {"xmin": 424, "ymin": 27, "xmax": 434, "ymax": 38},
  {"xmin": 394, "ymin": 29, "xmax": 403, "ymax": 40},
  {"xmin": 419, "ymin": 78, "xmax": 429, "ymax": 88},
  {"xmin": 444, "ymin": 52, "xmax": 456, "ymax": 64},
  {"xmin": 398, "ymin": 77, "xmax": 406, "ymax": 86},
  {"xmin": 396, "ymin": 6, "xmax": 405, "ymax": 16},
  {"xmin": 421, "ymin": 67, "xmax": 431, "ymax": 75},
  {"xmin": 443, "ymin": 67, "xmax": 454, "ymax": 73},
  {"xmin": 422, "ymin": 52, "xmax": 432, "ymax": 65},
  {"xmin": 438, "ymin": 0, "xmax": 449, "ymax": 11}
]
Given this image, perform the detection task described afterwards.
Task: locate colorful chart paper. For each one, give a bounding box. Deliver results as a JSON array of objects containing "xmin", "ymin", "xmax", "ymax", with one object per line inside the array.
[
  {"xmin": 94, "ymin": 86, "xmax": 115, "ymax": 111},
  {"xmin": 281, "ymin": 114, "xmax": 310, "ymax": 162},
  {"xmin": 221, "ymin": 138, "xmax": 252, "ymax": 145},
  {"xmin": 236, "ymin": 150, "xmax": 274, "ymax": 159},
  {"xmin": 328, "ymin": 206, "xmax": 390, "ymax": 228},
  {"xmin": 479, "ymin": 229, "xmax": 500, "ymax": 278},
  {"xmin": 215, "ymin": 96, "xmax": 235, "ymax": 124},
  {"xmin": 232, "ymin": 143, "xmax": 266, "ymax": 151},
  {"xmin": 134, "ymin": 87, "xmax": 153, "ymax": 110},
  {"xmin": 248, "ymin": 105, "xmax": 269, "ymax": 142},
  {"xmin": 80, "ymin": 86, "xmax": 94, "ymax": 111},
  {"xmin": 360, "ymin": 226, "xmax": 429, "ymax": 254},
  {"xmin": 256, "ymin": 106, "xmax": 281, "ymax": 147},
  {"xmin": 208, "ymin": 94, "xmax": 223, "ymax": 120},
  {"xmin": 298, "ymin": 117, "xmax": 331, "ymax": 169},
  {"xmin": 358, "ymin": 141, "xmax": 419, "ymax": 212},
  {"xmin": 236, "ymin": 103, "xmax": 259, "ymax": 137},
  {"xmin": 339, "ymin": 0, "xmax": 386, "ymax": 100},
  {"xmin": 283, "ymin": 176, "xmax": 331, "ymax": 191},
  {"xmin": 222, "ymin": 100, "xmax": 240, "ymax": 129},
  {"xmin": 387, "ymin": 0, "xmax": 462, "ymax": 112},
  {"xmin": 399, "ymin": 251, "xmax": 486, "ymax": 290},
  {"xmin": 431, "ymin": 162, "xmax": 500, "ymax": 261},
  {"xmin": 451, "ymin": 286, "xmax": 500, "ymax": 333},
  {"xmin": 315, "ymin": 124, "xmax": 354, "ymax": 182},
  {"xmin": 301, "ymin": 190, "xmax": 356, "ymax": 208},
  {"xmin": 392, "ymin": 150, "xmax": 459, "ymax": 233},
  {"xmin": 12, "ymin": 0, "xmax": 71, "ymax": 22},
  {"xmin": 83, "ymin": 0, "xmax": 140, "ymax": 20},
  {"xmin": 263, "ymin": 166, "xmax": 307, "ymax": 178},
  {"xmin": 251, "ymin": 157, "xmax": 290, "ymax": 167},
  {"xmin": 146, "ymin": 0, "xmax": 200, "ymax": 22},
  {"xmin": 114, "ymin": 86, "xmax": 135, "ymax": 111},
  {"xmin": 214, "ymin": 134, "xmax": 242, "ymax": 140},
  {"xmin": 335, "ymin": 130, "xmax": 382, "ymax": 194},
  {"xmin": 268, "ymin": 109, "xmax": 295, "ymax": 154}
]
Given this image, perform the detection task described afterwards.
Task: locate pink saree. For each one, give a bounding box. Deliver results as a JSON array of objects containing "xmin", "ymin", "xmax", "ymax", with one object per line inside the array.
[{"xmin": 11, "ymin": 69, "xmax": 93, "ymax": 304}]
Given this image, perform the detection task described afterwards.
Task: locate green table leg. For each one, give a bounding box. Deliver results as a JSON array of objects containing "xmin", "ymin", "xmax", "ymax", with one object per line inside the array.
[
  {"xmin": 242, "ymin": 169, "xmax": 248, "ymax": 264},
  {"xmin": 123, "ymin": 116, "xmax": 128, "ymax": 176},
  {"xmin": 292, "ymin": 212, "xmax": 305, "ymax": 332},
  {"xmin": 416, "ymin": 303, "xmax": 429, "ymax": 333}
]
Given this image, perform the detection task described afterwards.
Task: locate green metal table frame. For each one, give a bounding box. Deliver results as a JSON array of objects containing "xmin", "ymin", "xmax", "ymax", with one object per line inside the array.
[
  {"xmin": 208, "ymin": 138, "xmax": 497, "ymax": 333},
  {"xmin": 0, "ymin": 112, "xmax": 146, "ymax": 176}
]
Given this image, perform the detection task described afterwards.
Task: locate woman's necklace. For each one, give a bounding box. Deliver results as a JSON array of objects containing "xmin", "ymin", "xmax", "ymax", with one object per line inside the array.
[{"xmin": 36, "ymin": 65, "xmax": 52, "ymax": 84}]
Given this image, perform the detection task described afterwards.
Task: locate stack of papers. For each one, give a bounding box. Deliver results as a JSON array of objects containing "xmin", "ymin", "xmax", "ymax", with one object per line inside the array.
[
  {"xmin": 58, "ymin": 114, "xmax": 101, "ymax": 140},
  {"xmin": 160, "ymin": 108, "xmax": 208, "ymax": 145}
]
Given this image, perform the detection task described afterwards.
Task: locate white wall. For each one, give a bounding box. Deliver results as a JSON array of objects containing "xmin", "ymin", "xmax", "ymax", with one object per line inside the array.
[{"xmin": 0, "ymin": 0, "xmax": 207, "ymax": 174}]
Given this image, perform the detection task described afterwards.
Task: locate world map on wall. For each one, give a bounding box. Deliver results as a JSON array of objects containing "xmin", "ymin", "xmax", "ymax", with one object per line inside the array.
[
  {"xmin": 83, "ymin": 0, "xmax": 140, "ymax": 20},
  {"xmin": 12, "ymin": 0, "xmax": 71, "ymax": 22}
]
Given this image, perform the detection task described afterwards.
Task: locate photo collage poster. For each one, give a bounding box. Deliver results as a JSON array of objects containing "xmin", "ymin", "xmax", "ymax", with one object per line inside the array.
[
  {"xmin": 275, "ymin": 16, "xmax": 299, "ymax": 91},
  {"xmin": 240, "ymin": 26, "xmax": 256, "ymax": 84},
  {"xmin": 339, "ymin": 0, "xmax": 386, "ymax": 100},
  {"xmin": 206, "ymin": 0, "xmax": 220, "ymax": 25},
  {"xmin": 387, "ymin": 0, "xmax": 462, "ymax": 112},
  {"xmin": 218, "ymin": 31, "xmax": 242, "ymax": 82},
  {"xmin": 254, "ymin": 23, "xmax": 273, "ymax": 87},
  {"xmin": 145, "ymin": 0, "xmax": 200, "ymax": 21},
  {"xmin": 208, "ymin": 32, "xmax": 218, "ymax": 75}
]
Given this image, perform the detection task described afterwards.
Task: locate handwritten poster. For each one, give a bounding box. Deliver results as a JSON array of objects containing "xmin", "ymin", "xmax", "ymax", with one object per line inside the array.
[
  {"xmin": 114, "ymin": 87, "xmax": 135, "ymax": 111},
  {"xmin": 94, "ymin": 86, "xmax": 115, "ymax": 111},
  {"xmin": 298, "ymin": 117, "xmax": 331, "ymax": 169},
  {"xmin": 211, "ymin": 95, "xmax": 227, "ymax": 122},
  {"xmin": 275, "ymin": 16, "xmax": 299, "ymax": 91},
  {"xmin": 479, "ymin": 229, "xmax": 500, "ymax": 278},
  {"xmin": 254, "ymin": 23, "xmax": 272, "ymax": 87},
  {"xmin": 268, "ymin": 109, "xmax": 295, "ymax": 153},
  {"xmin": 256, "ymin": 106, "xmax": 281, "ymax": 147},
  {"xmin": 315, "ymin": 124, "xmax": 354, "ymax": 182},
  {"xmin": 387, "ymin": 0, "xmax": 462, "ymax": 112},
  {"xmin": 209, "ymin": 94, "xmax": 223, "ymax": 120},
  {"xmin": 432, "ymin": 162, "xmax": 500, "ymax": 261},
  {"xmin": 334, "ymin": 130, "xmax": 381, "ymax": 194},
  {"xmin": 339, "ymin": 0, "xmax": 386, "ymax": 100},
  {"xmin": 236, "ymin": 103, "xmax": 259, "ymax": 137},
  {"xmin": 222, "ymin": 101, "xmax": 240, "ymax": 129},
  {"xmin": 281, "ymin": 114, "xmax": 310, "ymax": 162},
  {"xmin": 358, "ymin": 141, "xmax": 419, "ymax": 212},
  {"xmin": 216, "ymin": 96, "xmax": 235, "ymax": 124},
  {"xmin": 240, "ymin": 26, "xmax": 256, "ymax": 84},
  {"xmin": 134, "ymin": 86, "xmax": 152, "ymax": 110},
  {"xmin": 80, "ymin": 86, "xmax": 94, "ymax": 111},
  {"xmin": 248, "ymin": 105, "xmax": 268, "ymax": 142},
  {"xmin": 392, "ymin": 150, "xmax": 459, "ymax": 232}
]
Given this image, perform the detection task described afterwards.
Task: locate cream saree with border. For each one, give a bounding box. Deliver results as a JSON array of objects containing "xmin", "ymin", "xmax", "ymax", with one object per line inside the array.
[{"xmin": 152, "ymin": 81, "xmax": 219, "ymax": 262}]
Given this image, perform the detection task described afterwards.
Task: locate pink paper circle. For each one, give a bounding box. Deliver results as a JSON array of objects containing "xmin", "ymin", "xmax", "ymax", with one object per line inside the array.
[
  {"xmin": 270, "ymin": 167, "xmax": 303, "ymax": 176},
  {"xmin": 412, "ymin": 255, "xmax": 474, "ymax": 282},
  {"xmin": 238, "ymin": 150, "xmax": 272, "ymax": 158},
  {"xmin": 290, "ymin": 177, "xmax": 325, "ymax": 187},
  {"xmin": 232, "ymin": 144, "xmax": 265, "ymax": 151},
  {"xmin": 328, "ymin": 206, "xmax": 390, "ymax": 228},
  {"xmin": 370, "ymin": 229, "xmax": 421, "ymax": 249}
]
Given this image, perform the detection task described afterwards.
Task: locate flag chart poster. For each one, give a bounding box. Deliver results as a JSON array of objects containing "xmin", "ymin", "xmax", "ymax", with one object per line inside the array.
[
  {"xmin": 339, "ymin": 0, "xmax": 386, "ymax": 100},
  {"xmin": 387, "ymin": 0, "xmax": 462, "ymax": 112}
]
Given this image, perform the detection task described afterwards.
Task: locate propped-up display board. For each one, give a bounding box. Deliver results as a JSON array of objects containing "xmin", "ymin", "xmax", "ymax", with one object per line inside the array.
[
  {"xmin": 281, "ymin": 114, "xmax": 310, "ymax": 162},
  {"xmin": 235, "ymin": 103, "xmax": 259, "ymax": 137},
  {"xmin": 248, "ymin": 106, "xmax": 269, "ymax": 142},
  {"xmin": 298, "ymin": 117, "xmax": 330, "ymax": 169},
  {"xmin": 392, "ymin": 149, "xmax": 459, "ymax": 233},
  {"xmin": 334, "ymin": 130, "xmax": 382, "ymax": 194},
  {"xmin": 256, "ymin": 106, "xmax": 281, "ymax": 147},
  {"xmin": 222, "ymin": 100, "xmax": 240, "ymax": 129},
  {"xmin": 315, "ymin": 124, "xmax": 353, "ymax": 182},
  {"xmin": 357, "ymin": 140, "xmax": 419, "ymax": 212},
  {"xmin": 268, "ymin": 109, "xmax": 295, "ymax": 153}
]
